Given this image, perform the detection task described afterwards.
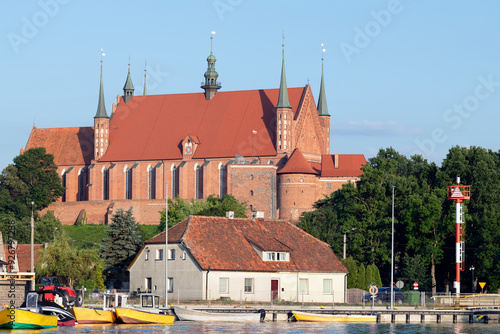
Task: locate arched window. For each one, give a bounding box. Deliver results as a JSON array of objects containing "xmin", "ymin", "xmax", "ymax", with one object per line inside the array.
[
  {"xmin": 171, "ymin": 165, "xmax": 179, "ymax": 198},
  {"xmin": 124, "ymin": 166, "xmax": 132, "ymax": 199},
  {"xmin": 148, "ymin": 165, "xmax": 156, "ymax": 200},
  {"xmin": 102, "ymin": 167, "xmax": 109, "ymax": 200},
  {"xmin": 219, "ymin": 163, "xmax": 225, "ymax": 198},
  {"xmin": 78, "ymin": 168, "xmax": 86, "ymax": 201},
  {"xmin": 61, "ymin": 169, "xmax": 66, "ymax": 202},
  {"xmin": 195, "ymin": 164, "xmax": 203, "ymax": 199}
]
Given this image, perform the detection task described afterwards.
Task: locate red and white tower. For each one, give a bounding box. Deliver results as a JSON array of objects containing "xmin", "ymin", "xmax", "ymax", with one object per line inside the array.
[{"xmin": 447, "ymin": 177, "xmax": 470, "ymax": 296}]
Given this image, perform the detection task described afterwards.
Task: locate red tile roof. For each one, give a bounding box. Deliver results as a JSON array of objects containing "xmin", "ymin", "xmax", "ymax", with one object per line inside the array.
[
  {"xmin": 277, "ymin": 148, "xmax": 318, "ymax": 175},
  {"xmin": 145, "ymin": 216, "xmax": 346, "ymax": 273},
  {"xmin": 3, "ymin": 244, "xmax": 44, "ymax": 272},
  {"xmin": 100, "ymin": 87, "xmax": 306, "ymax": 162},
  {"xmin": 320, "ymin": 154, "xmax": 366, "ymax": 177},
  {"xmin": 25, "ymin": 126, "xmax": 94, "ymax": 166}
]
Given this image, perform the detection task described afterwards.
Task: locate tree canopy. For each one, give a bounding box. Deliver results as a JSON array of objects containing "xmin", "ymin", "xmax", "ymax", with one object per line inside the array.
[
  {"xmin": 101, "ymin": 208, "xmax": 142, "ymax": 288},
  {"xmin": 158, "ymin": 194, "xmax": 248, "ymax": 232},
  {"xmin": 298, "ymin": 146, "xmax": 500, "ymax": 292}
]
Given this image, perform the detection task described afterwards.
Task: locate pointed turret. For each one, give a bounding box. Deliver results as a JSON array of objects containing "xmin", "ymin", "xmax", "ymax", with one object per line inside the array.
[
  {"xmin": 201, "ymin": 31, "xmax": 221, "ymax": 100},
  {"xmin": 317, "ymin": 61, "xmax": 329, "ymax": 116},
  {"xmin": 123, "ymin": 65, "xmax": 135, "ymax": 103},
  {"xmin": 94, "ymin": 55, "xmax": 110, "ymax": 161},
  {"xmin": 94, "ymin": 64, "xmax": 108, "ymax": 118},
  {"xmin": 276, "ymin": 48, "xmax": 292, "ymax": 109}
]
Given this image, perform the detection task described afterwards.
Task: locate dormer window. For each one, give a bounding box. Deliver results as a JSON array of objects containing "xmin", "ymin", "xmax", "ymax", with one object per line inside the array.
[{"xmin": 264, "ymin": 251, "xmax": 289, "ymax": 262}]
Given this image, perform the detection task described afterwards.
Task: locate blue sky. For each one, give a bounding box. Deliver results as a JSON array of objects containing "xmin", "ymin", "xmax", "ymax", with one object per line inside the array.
[{"xmin": 1, "ymin": 0, "xmax": 500, "ymax": 170}]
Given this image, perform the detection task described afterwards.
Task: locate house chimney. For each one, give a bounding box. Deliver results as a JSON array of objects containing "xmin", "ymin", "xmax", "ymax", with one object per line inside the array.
[{"xmin": 334, "ymin": 152, "xmax": 339, "ymax": 169}]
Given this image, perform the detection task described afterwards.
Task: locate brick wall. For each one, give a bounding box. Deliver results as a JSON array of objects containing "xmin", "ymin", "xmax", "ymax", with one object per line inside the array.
[
  {"xmin": 228, "ymin": 165, "xmax": 277, "ymax": 219},
  {"xmin": 0, "ymin": 280, "xmax": 31, "ymax": 308},
  {"xmin": 277, "ymin": 173, "xmax": 316, "ymax": 222}
]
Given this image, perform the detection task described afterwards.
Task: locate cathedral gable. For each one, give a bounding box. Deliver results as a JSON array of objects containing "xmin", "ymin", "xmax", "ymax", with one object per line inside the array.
[{"xmin": 293, "ymin": 86, "xmax": 327, "ymax": 156}]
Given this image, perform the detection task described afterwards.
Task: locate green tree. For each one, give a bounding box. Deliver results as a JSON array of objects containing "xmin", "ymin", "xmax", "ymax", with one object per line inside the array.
[
  {"xmin": 440, "ymin": 146, "xmax": 500, "ymax": 290},
  {"xmin": 101, "ymin": 208, "xmax": 142, "ymax": 288},
  {"xmin": 357, "ymin": 264, "xmax": 366, "ymax": 290},
  {"xmin": 35, "ymin": 211, "xmax": 62, "ymax": 244},
  {"xmin": 158, "ymin": 194, "xmax": 248, "ymax": 232},
  {"xmin": 36, "ymin": 233, "xmax": 102, "ymax": 287},
  {"xmin": 342, "ymin": 256, "xmax": 358, "ymax": 289},
  {"xmin": 401, "ymin": 254, "xmax": 431, "ymax": 291},
  {"xmin": 12, "ymin": 147, "xmax": 64, "ymax": 210}
]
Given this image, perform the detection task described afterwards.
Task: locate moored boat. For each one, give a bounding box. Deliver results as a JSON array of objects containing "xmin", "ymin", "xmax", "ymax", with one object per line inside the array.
[
  {"xmin": 292, "ymin": 311, "xmax": 377, "ymax": 322},
  {"xmin": 0, "ymin": 308, "xmax": 57, "ymax": 330},
  {"xmin": 71, "ymin": 293, "xmax": 125, "ymax": 324},
  {"xmin": 115, "ymin": 293, "xmax": 174, "ymax": 325},
  {"xmin": 21, "ymin": 290, "xmax": 76, "ymax": 326},
  {"xmin": 173, "ymin": 305, "xmax": 265, "ymax": 322}
]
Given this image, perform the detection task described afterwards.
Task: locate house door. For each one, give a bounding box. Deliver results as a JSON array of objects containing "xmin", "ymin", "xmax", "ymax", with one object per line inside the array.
[
  {"xmin": 271, "ymin": 279, "xmax": 279, "ymax": 300},
  {"xmin": 146, "ymin": 277, "xmax": 152, "ymax": 292}
]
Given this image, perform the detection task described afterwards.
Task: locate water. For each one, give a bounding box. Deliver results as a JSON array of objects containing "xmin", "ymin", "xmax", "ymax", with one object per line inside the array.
[{"xmin": 2, "ymin": 322, "xmax": 500, "ymax": 334}]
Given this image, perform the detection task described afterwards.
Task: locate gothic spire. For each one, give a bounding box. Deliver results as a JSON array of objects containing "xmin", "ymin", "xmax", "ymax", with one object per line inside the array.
[
  {"xmin": 277, "ymin": 33, "xmax": 291, "ymax": 109},
  {"xmin": 317, "ymin": 44, "xmax": 329, "ymax": 116},
  {"xmin": 123, "ymin": 61, "xmax": 135, "ymax": 103},
  {"xmin": 94, "ymin": 55, "xmax": 108, "ymax": 118}
]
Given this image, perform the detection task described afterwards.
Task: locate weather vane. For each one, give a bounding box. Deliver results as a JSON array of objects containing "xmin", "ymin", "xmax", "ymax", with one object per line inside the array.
[
  {"xmin": 100, "ymin": 49, "xmax": 105, "ymax": 63},
  {"xmin": 210, "ymin": 29, "xmax": 216, "ymax": 52},
  {"xmin": 321, "ymin": 43, "xmax": 326, "ymax": 64}
]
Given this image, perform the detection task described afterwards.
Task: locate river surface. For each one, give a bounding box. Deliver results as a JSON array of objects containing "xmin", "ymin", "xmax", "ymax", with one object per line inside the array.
[{"xmin": 2, "ymin": 322, "xmax": 500, "ymax": 334}]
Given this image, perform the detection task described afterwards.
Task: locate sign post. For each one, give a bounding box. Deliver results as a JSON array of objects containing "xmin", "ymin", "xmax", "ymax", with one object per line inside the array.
[{"xmin": 413, "ymin": 282, "xmax": 419, "ymax": 290}]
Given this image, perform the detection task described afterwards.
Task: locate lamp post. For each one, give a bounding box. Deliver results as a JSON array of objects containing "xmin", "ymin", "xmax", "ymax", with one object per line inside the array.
[
  {"xmin": 391, "ymin": 186, "xmax": 395, "ymax": 310},
  {"xmin": 470, "ymin": 266, "xmax": 475, "ymax": 294},
  {"xmin": 30, "ymin": 201, "xmax": 35, "ymax": 290}
]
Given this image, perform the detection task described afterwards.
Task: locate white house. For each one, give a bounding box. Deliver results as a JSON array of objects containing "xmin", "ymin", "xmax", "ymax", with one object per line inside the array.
[{"xmin": 128, "ymin": 215, "xmax": 347, "ymax": 303}]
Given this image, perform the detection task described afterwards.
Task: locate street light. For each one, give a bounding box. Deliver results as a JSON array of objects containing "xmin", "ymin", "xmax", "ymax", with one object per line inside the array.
[
  {"xmin": 470, "ymin": 266, "xmax": 475, "ymax": 294},
  {"xmin": 391, "ymin": 186, "xmax": 395, "ymax": 310},
  {"xmin": 30, "ymin": 201, "xmax": 35, "ymax": 290},
  {"xmin": 343, "ymin": 228, "xmax": 356, "ymax": 260}
]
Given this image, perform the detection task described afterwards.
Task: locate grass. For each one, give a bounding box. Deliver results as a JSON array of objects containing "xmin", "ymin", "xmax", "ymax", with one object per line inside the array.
[{"xmin": 62, "ymin": 224, "xmax": 160, "ymax": 249}]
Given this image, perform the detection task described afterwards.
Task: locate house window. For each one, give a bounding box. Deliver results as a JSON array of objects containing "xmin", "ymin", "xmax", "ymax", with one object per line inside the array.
[
  {"xmin": 145, "ymin": 251, "xmax": 149, "ymax": 261},
  {"xmin": 250, "ymin": 174, "xmax": 253, "ymax": 180},
  {"xmin": 327, "ymin": 183, "xmax": 332, "ymax": 189},
  {"xmin": 219, "ymin": 278, "xmax": 229, "ymax": 293},
  {"xmin": 148, "ymin": 165, "xmax": 156, "ymax": 199},
  {"xmin": 249, "ymin": 205, "xmax": 253, "ymax": 211},
  {"xmin": 168, "ymin": 249, "xmax": 175, "ymax": 260},
  {"xmin": 244, "ymin": 278, "xmax": 254, "ymax": 293},
  {"xmin": 195, "ymin": 165, "xmax": 203, "ymax": 199},
  {"xmin": 323, "ymin": 279, "xmax": 332, "ymax": 294},
  {"xmin": 156, "ymin": 249, "xmax": 163, "ymax": 260},
  {"xmin": 250, "ymin": 190, "xmax": 254, "ymax": 196},
  {"xmin": 167, "ymin": 277, "xmax": 173, "ymax": 293},
  {"xmin": 145, "ymin": 277, "xmax": 152, "ymax": 292},
  {"xmin": 299, "ymin": 279, "xmax": 309, "ymax": 295},
  {"xmin": 102, "ymin": 167, "xmax": 109, "ymax": 200}
]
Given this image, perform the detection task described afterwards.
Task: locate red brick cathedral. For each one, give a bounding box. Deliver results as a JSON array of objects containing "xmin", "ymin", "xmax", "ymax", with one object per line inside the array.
[{"xmin": 24, "ymin": 45, "xmax": 366, "ymax": 225}]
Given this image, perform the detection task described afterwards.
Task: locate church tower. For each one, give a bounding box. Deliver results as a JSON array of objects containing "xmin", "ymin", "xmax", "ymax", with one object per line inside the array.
[
  {"xmin": 123, "ymin": 63, "xmax": 135, "ymax": 103},
  {"xmin": 317, "ymin": 45, "xmax": 330, "ymax": 154},
  {"xmin": 94, "ymin": 58, "xmax": 109, "ymax": 161},
  {"xmin": 276, "ymin": 36, "xmax": 294, "ymax": 154},
  {"xmin": 201, "ymin": 31, "xmax": 221, "ymax": 100}
]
